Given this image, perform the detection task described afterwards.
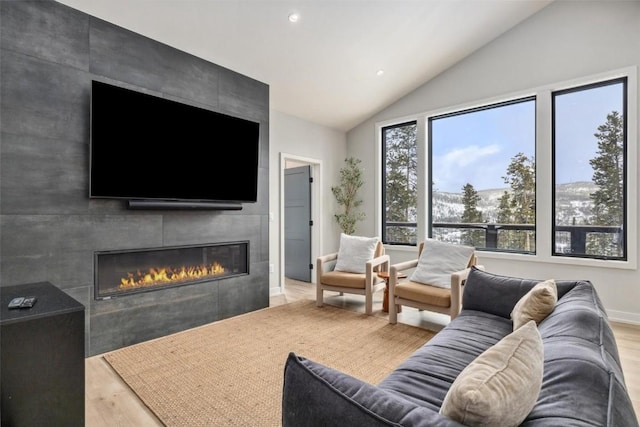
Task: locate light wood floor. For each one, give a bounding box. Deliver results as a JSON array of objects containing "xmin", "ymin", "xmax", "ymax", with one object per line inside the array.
[{"xmin": 86, "ymin": 279, "xmax": 640, "ymax": 426}]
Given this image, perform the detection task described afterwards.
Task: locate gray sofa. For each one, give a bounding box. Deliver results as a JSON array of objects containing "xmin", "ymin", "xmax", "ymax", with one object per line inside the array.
[{"xmin": 282, "ymin": 267, "xmax": 639, "ymax": 426}]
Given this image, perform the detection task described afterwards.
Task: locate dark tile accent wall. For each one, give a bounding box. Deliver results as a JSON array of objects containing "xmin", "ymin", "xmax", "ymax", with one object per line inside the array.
[{"xmin": 0, "ymin": 1, "xmax": 270, "ymax": 356}]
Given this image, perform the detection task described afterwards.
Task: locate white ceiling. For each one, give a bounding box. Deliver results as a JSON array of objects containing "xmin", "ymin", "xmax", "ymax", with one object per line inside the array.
[{"xmin": 56, "ymin": 0, "xmax": 553, "ymax": 131}]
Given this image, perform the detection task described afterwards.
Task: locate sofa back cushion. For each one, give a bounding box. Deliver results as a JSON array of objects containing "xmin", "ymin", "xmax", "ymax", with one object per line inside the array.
[{"xmin": 462, "ymin": 267, "xmax": 574, "ymax": 319}]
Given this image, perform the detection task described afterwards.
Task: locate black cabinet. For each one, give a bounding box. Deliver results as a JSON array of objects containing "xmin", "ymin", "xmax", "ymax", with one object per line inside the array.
[{"xmin": 1, "ymin": 282, "xmax": 85, "ymax": 426}]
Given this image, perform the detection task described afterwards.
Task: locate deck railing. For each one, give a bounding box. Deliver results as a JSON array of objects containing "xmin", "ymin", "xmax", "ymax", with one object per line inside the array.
[{"xmin": 384, "ymin": 221, "xmax": 623, "ymax": 255}]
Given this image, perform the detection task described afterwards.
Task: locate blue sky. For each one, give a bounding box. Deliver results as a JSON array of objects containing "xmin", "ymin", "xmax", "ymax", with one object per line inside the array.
[
  {"xmin": 430, "ymin": 82, "xmax": 623, "ymax": 193},
  {"xmin": 554, "ymin": 83, "xmax": 623, "ymax": 184}
]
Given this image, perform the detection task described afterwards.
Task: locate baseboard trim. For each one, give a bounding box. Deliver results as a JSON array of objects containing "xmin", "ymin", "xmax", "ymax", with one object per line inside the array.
[
  {"xmin": 269, "ymin": 287, "xmax": 283, "ymax": 297},
  {"xmin": 607, "ymin": 309, "xmax": 640, "ymax": 326}
]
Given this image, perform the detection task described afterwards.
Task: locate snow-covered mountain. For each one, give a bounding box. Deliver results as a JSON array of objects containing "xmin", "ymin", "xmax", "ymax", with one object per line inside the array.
[{"xmin": 432, "ymin": 181, "xmax": 597, "ymax": 224}]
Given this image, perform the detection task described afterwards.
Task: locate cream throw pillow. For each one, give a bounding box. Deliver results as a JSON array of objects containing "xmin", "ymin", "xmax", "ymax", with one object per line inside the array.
[
  {"xmin": 334, "ymin": 234, "xmax": 378, "ymax": 274},
  {"xmin": 511, "ymin": 279, "xmax": 558, "ymax": 331},
  {"xmin": 409, "ymin": 239, "xmax": 474, "ymax": 288},
  {"xmin": 440, "ymin": 320, "xmax": 543, "ymax": 427}
]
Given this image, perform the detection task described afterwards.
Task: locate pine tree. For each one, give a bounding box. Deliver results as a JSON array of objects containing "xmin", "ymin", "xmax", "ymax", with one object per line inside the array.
[
  {"xmin": 587, "ymin": 111, "xmax": 624, "ymax": 257},
  {"xmin": 504, "ymin": 153, "xmax": 535, "ymax": 225},
  {"xmin": 384, "ymin": 124, "xmax": 417, "ymax": 243},
  {"xmin": 497, "ymin": 191, "xmax": 512, "ymax": 223},
  {"xmin": 498, "ymin": 153, "xmax": 535, "ymax": 251},
  {"xmin": 460, "ymin": 183, "xmax": 483, "ymax": 247}
]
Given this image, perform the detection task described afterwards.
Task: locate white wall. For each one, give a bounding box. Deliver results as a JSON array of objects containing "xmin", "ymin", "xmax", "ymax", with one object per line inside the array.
[
  {"xmin": 347, "ymin": 1, "xmax": 640, "ymax": 323},
  {"xmin": 269, "ymin": 110, "xmax": 347, "ymax": 293}
]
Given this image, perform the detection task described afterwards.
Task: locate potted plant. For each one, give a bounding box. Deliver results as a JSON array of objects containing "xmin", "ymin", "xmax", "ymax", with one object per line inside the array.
[{"xmin": 331, "ymin": 157, "xmax": 366, "ymax": 235}]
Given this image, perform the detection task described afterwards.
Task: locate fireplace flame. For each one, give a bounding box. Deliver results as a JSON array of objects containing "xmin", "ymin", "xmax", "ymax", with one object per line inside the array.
[{"xmin": 119, "ymin": 262, "xmax": 225, "ymax": 289}]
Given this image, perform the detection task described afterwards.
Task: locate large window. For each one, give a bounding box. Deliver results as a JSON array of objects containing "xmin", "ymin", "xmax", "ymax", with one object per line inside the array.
[
  {"xmin": 552, "ymin": 78, "xmax": 627, "ymax": 260},
  {"xmin": 429, "ymin": 98, "xmax": 536, "ymax": 253},
  {"xmin": 382, "ymin": 121, "xmax": 417, "ymax": 245},
  {"xmin": 379, "ymin": 69, "xmax": 634, "ymax": 265}
]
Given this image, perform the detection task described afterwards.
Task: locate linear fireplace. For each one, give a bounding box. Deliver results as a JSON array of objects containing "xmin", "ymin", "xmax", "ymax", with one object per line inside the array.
[{"xmin": 94, "ymin": 242, "xmax": 249, "ymax": 299}]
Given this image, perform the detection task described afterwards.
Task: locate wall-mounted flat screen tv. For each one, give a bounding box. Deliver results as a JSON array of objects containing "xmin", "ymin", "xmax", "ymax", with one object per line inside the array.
[{"xmin": 90, "ymin": 80, "xmax": 260, "ymax": 207}]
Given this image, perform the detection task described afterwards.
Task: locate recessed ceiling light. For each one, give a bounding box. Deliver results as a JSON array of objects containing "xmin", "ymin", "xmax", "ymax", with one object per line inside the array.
[
  {"xmin": 376, "ymin": 69, "xmax": 385, "ymax": 77},
  {"xmin": 288, "ymin": 13, "xmax": 300, "ymax": 23}
]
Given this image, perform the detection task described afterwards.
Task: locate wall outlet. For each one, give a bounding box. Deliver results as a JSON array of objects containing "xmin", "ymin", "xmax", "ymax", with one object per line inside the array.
[{"xmin": 269, "ymin": 264, "xmax": 274, "ymax": 273}]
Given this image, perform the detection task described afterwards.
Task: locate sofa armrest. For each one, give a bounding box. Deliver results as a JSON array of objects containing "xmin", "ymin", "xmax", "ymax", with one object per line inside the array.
[{"xmin": 282, "ymin": 353, "xmax": 465, "ymax": 427}]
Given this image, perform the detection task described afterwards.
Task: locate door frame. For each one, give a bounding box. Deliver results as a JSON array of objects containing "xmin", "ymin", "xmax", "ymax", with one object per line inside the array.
[
  {"xmin": 284, "ymin": 165, "xmax": 312, "ymax": 282},
  {"xmin": 279, "ymin": 153, "xmax": 322, "ymax": 290}
]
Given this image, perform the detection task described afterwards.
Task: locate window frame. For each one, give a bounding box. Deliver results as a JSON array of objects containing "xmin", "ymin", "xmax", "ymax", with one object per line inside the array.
[
  {"xmin": 551, "ymin": 77, "xmax": 628, "ymax": 261},
  {"xmin": 427, "ymin": 96, "xmax": 537, "ymax": 254},
  {"xmin": 381, "ymin": 120, "xmax": 418, "ymax": 246},
  {"xmin": 376, "ymin": 66, "xmax": 637, "ymax": 270}
]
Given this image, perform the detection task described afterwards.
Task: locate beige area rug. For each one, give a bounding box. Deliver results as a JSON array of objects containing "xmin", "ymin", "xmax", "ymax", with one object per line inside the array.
[{"xmin": 103, "ymin": 299, "xmax": 435, "ymax": 426}]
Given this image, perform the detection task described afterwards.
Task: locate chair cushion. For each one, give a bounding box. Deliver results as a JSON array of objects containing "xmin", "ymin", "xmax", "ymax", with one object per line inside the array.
[
  {"xmin": 409, "ymin": 239, "xmax": 474, "ymax": 288},
  {"xmin": 334, "ymin": 233, "xmax": 379, "ymax": 274},
  {"xmin": 394, "ymin": 281, "xmax": 451, "ymax": 308},
  {"xmin": 320, "ymin": 270, "xmax": 367, "ymax": 289},
  {"xmin": 511, "ymin": 279, "xmax": 557, "ymax": 330},
  {"xmin": 440, "ymin": 320, "xmax": 543, "ymax": 427}
]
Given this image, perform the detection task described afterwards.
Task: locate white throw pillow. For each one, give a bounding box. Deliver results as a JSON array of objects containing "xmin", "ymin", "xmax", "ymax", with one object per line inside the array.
[
  {"xmin": 409, "ymin": 239, "xmax": 474, "ymax": 288},
  {"xmin": 334, "ymin": 234, "xmax": 378, "ymax": 274},
  {"xmin": 440, "ymin": 320, "xmax": 544, "ymax": 427}
]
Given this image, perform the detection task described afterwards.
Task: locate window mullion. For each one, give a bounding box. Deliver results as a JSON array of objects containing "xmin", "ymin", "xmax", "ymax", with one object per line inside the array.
[
  {"xmin": 536, "ymin": 90, "xmax": 553, "ymax": 260},
  {"xmin": 416, "ymin": 118, "xmax": 428, "ymax": 242}
]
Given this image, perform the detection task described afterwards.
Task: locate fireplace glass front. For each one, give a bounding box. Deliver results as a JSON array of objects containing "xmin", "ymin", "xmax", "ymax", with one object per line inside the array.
[{"xmin": 94, "ymin": 242, "xmax": 249, "ymax": 299}]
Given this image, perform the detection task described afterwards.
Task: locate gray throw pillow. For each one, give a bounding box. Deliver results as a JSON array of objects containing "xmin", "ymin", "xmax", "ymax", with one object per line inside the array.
[
  {"xmin": 440, "ymin": 320, "xmax": 543, "ymax": 427},
  {"xmin": 511, "ymin": 279, "xmax": 558, "ymax": 330}
]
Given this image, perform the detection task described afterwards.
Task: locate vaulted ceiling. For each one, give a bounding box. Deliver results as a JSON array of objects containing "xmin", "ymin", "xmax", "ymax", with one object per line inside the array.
[{"xmin": 56, "ymin": 0, "xmax": 553, "ymax": 131}]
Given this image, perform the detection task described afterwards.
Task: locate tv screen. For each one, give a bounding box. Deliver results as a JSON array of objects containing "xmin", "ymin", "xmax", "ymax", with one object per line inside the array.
[{"xmin": 90, "ymin": 80, "xmax": 260, "ymax": 205}]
